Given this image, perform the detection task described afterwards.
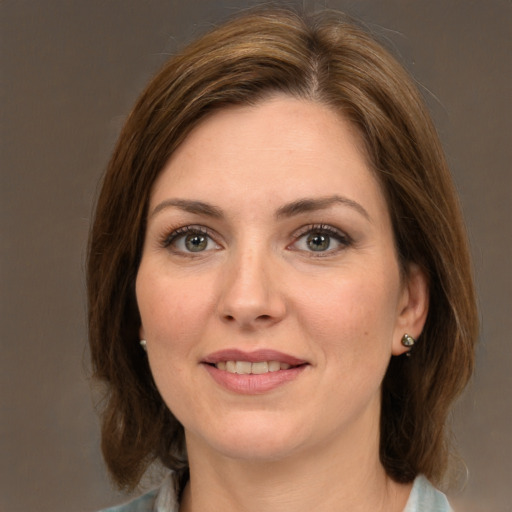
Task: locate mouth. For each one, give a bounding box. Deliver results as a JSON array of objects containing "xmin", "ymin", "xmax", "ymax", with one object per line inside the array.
[
  {"xmin": 202, "ymin": 349, "xmax": 309, "ymax": 394},
  {"xmin": 210, "ymin": 360, "xmax": 301, "ymax": 374}
]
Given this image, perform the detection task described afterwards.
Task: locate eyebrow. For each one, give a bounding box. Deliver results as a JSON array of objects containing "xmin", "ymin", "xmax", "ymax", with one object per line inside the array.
[
  {"xmin": 150, "ymin": 199, "xmax": 223, "ymax": 219},
  {"xmin": 150, "ymin": 195, "xmax": 370, "ymax": 222},
  {"xmin": 275, "ymin": 195, "xmax": 371, "ymax": 221}
]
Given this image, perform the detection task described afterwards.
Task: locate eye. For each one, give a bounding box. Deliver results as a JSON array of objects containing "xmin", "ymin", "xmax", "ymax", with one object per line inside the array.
[
  {"xmin": 305, "ymin": 232, "xmax": 330, "ymax": 251},
  {"xmin": 163, "ymin": 226, "xmax": 220, "ymax": 254},
  {"xmin": 291, "ymin": 224, "xmax": 351, "ymax": 254}
]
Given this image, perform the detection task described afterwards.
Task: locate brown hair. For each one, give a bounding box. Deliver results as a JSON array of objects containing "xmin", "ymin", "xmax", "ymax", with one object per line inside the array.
[{"xmin": 88, "ymin": 6, "xmax": 478, "ymax": 491}]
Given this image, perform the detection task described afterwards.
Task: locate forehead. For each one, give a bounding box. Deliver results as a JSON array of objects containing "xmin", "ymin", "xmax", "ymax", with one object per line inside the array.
[{"xmin": 150, "ymin": 96, "xmax": 387, "ymax": 220}]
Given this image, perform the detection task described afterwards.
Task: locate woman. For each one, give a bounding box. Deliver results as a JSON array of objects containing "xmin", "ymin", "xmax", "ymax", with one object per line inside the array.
[{"xmin": 88, "ymin": 7, "xmax": 478, "ymax": 512}]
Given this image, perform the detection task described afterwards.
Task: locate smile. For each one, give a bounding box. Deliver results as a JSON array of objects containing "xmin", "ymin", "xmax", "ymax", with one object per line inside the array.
[
  {"xmin": 202, "ymin": 349, "xmax": 309, "ymax": 394},
  {"xmin": 214, "ymin": 361, "xmax": 292, "ymax": 374}
]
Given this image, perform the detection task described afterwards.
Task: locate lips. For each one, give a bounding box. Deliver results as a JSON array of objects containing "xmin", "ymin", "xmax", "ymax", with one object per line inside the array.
[
  {"xmin": 203, "ymin": 349, "xmax": 307, "ymax": 366},
  {"xmin": 202, "ymin": 349, "xmax": 309, "ymax": 394}
]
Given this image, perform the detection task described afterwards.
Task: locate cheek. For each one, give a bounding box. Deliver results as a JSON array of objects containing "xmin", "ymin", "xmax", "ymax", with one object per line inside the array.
[
  {"xmin": 295, "ymin": 269, "xmax": 401, "ymax": 355},
  {"xmin": 137, "ymin": 267, "xmax": 213, "ymax": 345},
  {"xmin": 135, "ymin": 268, "xmax": 209, "ymax": 409}
]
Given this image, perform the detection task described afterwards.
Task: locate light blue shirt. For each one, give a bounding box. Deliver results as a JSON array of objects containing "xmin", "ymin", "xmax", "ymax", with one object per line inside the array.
[
  {"xmin": 100, "ymin": 473, "xmax": 452, "ymax": 512},
  {"xmin": 403, "ymin": 475, "xmax": 453, "ymax": 512}
]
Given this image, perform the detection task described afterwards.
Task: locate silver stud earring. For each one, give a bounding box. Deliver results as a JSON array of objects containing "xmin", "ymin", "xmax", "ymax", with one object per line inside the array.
[
  {"xmin": 401, "ymin": 333, "xmax": 415, "ymax": 356},
  {"xmin": 140, "ymin": 339, "xmax": 147, "ymax": 352},
  {"xmin": 401, "ymin": 333, "xmax": 415, "ymax": 347}
]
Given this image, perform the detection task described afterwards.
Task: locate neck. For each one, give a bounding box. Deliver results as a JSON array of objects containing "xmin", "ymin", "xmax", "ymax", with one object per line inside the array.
[{"xmin": 179, "ymin": 410, "xmax": 411, "ymax": 512}]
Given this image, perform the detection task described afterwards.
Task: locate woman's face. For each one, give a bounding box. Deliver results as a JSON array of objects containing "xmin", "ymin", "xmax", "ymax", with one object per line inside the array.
[{"xmin": 136, "ymin": 96, "xmax": 426, "ymax": 463}]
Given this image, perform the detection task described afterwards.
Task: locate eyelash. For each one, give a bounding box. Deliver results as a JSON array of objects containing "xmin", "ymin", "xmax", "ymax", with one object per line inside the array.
[
  {"xmin": 159, "ymin": 223, "xmax": 352, "ymax": 256},
  {"xmin": 160, "ymin": 225, "xmax": 219, "ymax": 252},
  {"xmin": 291, "ymin": 224, "xmax": 352, "ymax": 255}
]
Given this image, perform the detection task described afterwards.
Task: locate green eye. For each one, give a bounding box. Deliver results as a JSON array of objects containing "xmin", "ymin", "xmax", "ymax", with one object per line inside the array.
[
  {"xmin": 185, "ymin": 233, "xmax": 208, "ymax": 252},
  {"xmin": 306, "ymin": 232, "xmax": 330, "ymax": 251},
  {"xmin": 291, "ymin": 224, "xmax": 351, "ymax": 255},
  {"xmin": 163, "ymin": 226, "xmax": 220, "ymax": 254}
]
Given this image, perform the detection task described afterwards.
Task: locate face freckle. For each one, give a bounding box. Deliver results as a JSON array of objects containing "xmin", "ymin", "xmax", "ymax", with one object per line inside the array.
[{"xmin": 135, "ymin": 95, "xmax": 414, "ymax": 463}]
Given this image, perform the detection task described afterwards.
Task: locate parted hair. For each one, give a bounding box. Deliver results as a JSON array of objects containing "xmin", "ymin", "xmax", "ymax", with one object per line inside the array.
[{"xmin": 88, "ymin": 6, "xmax": 478, "ymax": 491}]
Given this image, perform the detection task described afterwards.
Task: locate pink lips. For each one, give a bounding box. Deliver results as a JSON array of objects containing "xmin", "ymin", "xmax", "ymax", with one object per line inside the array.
[
  {"xmin": 203, "ymin": 349, "xmax": 307, "ymax": 366},
  {"xmin": 202, "ymin": 349, "xmax": 308, "ymax": 395}
]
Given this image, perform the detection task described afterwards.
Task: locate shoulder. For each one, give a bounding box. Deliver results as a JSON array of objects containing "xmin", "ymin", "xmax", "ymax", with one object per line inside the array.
[
  {"xmin": 98, "ymin": 475, "xmax": 178, "ymax": 512},
  {"xmin": 98, "ymin": 489, "xmax": 159, "ymax": 512},
  {"xmin": 403, "ymin": 475, "xmax": 453, "ymax": 512}
]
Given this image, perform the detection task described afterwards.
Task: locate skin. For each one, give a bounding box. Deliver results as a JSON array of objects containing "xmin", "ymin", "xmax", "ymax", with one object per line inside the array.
[{"xmin": 136, "ymin": 96, "xmax": 429, "ymax": 512}]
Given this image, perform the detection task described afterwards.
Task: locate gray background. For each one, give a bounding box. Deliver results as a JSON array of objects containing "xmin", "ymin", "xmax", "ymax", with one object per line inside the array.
[{"xmin": 1, "ymin": 1, "xmax": 510, "ymax": 511}]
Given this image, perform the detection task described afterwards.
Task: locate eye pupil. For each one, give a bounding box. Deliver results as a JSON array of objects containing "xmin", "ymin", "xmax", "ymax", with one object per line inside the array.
[
  {"xmin": 185, "ymin": 234, "xmax": 207, "ymax": 252},
  {"xmin": 307, "ymin": 232, "xmax": 330, "ymax": 251}
]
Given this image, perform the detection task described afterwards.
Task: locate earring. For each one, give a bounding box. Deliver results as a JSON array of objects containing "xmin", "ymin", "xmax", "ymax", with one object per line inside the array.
[
  {"xmin": 401, "ymin": 333, "xmax": 415, "ymax": 347},
  {"xmin": 140, "ymin": 339, "xmax": 147, "ymax": 352},
  {"xmin": 401, "ymin": 333, "xmax": 415, "ymax": 356}
]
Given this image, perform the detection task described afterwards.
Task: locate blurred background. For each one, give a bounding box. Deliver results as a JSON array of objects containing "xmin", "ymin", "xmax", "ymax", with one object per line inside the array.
[{"xmin": 1, "ymin": 1, "xmax": 510, "ymax": 511}]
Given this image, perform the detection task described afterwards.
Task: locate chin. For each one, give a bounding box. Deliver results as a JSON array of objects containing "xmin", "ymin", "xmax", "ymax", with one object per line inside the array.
[
  {"xmin": 190, "ymin": 413, "xmax": 309, "ymax": 462},
  {"xmin": 212, "ymin": 437, "xmax": 304, "ymax": 462}
]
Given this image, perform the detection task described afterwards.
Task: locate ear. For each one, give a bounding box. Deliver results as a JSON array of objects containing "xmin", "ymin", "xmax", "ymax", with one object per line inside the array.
[
  {"xmin": 392, "ymin": 263, "xmax": 429, "ymax": 356},
  {"xmin": 139, "ymin": 325, "xmax": 146, "ymax": 341}
]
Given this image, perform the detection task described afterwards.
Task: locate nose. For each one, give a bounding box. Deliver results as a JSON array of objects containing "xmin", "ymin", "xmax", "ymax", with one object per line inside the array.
[{"xmin": 217, "ymin": 248, "xmax": 286, "ymax": 330}]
